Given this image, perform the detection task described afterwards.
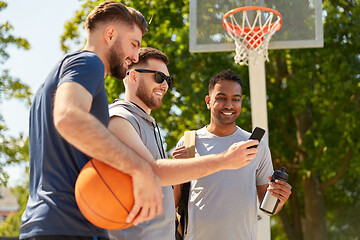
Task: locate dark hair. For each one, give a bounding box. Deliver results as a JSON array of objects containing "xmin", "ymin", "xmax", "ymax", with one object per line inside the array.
[
  {"xmin": 86, "ymin": 1, "xmax": 148, "ymax": 35},
  {"xmin": 208, "ymin": 69, "xmax": 243, "ymax": 93},
  {"xmin": 129, "ymin": 47, "xmax": 169, "ymax": 68}
]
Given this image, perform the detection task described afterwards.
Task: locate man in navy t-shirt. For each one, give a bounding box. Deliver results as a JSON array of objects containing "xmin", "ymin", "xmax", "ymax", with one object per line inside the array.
[{"xmin": 19, "ymin": 2, "xmax": 163, "ymax": 239}]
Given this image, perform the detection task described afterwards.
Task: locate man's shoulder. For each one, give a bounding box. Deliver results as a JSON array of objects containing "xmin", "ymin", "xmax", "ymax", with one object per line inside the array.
[
  {"xmin": 194, "ymin": 126, "xmax": 207, "ymax": 136},
  {"xmin": 109, "ymin": 100, "xmax": 135, "ymax": 118},
  {"xmin": 63, "ymin": 50, "xmax": 103, "ymax": 69},
  {"xmin": 68, "ymin": 50, "xmax": 100, "ymax": 60},
  {"xmin": 59, "ymin": 50, "xmax": 104, "ymax": 82},
  {"xmin": 235, "ymin": 126, "xmax": 252, "ymax": 140}
]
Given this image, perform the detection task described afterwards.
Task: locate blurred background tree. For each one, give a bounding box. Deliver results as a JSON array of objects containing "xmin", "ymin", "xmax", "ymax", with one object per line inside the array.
[
  {"xmin": 61, "ymin": 1, "xmax": 359, "ymax": 239},
  {"xmin": 0, "ymin": 0, "xmax": 31, "ymax": 237},
  {"xmin": 1, "ymin": 0, "xmax": 359, "ymax": 239},
  {"xmin": 0, "ymin": 0, "xmax": 31, "ymax": 186}
]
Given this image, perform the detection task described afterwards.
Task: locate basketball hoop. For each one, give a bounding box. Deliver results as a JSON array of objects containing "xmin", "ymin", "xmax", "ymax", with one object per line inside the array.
[{"xmin": 223, "ymin": 6, "xmax": 282, "ymax": 65}]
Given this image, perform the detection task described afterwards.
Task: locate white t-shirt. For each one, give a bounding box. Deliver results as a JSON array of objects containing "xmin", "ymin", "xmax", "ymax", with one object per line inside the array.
[{"xmin": 176, "ymin": 126, "xmax": 273, "ymax": 240}]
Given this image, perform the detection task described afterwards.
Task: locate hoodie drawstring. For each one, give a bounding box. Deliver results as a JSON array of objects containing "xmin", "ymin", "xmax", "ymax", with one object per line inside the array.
[{"xmin": 153, "ymin": 122, "xmax": 166, "ymax": 159}]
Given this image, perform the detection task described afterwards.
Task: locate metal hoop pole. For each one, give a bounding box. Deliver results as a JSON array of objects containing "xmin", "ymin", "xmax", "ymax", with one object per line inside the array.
[
  {"xmin": 248, "ymin": 51, "xmax": 271, "ymax": 240},
  {"xmin": 248, "ymin": 52, "xmax": 268, "ymax": 143},
  {"xmin": 223, "ymin": 7, "xmax": 281, "ymax": 240}
]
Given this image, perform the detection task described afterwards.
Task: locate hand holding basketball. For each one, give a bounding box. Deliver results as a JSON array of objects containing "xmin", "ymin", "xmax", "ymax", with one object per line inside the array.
[
  {"xmin": 128, "ymin": 166, "xmax": 163, "ymax": 225},
  {"xmin": 75, "ymin": 158, "xmax": 163, "ymax": 229}
]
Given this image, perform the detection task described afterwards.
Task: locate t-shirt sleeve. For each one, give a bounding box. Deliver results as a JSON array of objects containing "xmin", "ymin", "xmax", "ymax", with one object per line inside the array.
[
  {"xmin": 255, "ymin": 140, "xmax": 274, "ymax": 186},
  {"xmin": 59, "ymin": 54, "xmax": 104, "ymax": 97}
]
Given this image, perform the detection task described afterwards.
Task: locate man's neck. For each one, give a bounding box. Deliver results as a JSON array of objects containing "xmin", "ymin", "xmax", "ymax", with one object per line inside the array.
[
  {"xmin": 124, "ymin": 94, "xmax": 151, "ymax": 115},
  {"xmin": 206, "ymin": 122, "xmax": 237, "ymax": 137}
]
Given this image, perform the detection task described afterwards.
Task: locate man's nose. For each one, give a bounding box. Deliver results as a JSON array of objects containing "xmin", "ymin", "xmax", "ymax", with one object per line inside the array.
[
  {"xmin": 224, "ymin": 99, "xmax": 233, "ymax": 108},
  {"xmin": 131, "ymin": 49, "xmax": 139, "ymax": 63},
  {"xmin": 160, "ymin": 79, "xmax": 169, "ymax": 91}
]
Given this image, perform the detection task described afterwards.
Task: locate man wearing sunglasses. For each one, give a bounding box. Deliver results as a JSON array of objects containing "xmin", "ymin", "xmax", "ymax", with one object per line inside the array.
[{"xmin": 107, "ymin": 47, "xmax": 260, "ymax": 240}]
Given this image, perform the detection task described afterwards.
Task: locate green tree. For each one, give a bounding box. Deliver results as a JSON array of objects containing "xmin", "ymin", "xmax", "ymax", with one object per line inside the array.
[
  {"xmin": 0, "ymin": 1, "xmax": 31, "ymax": 237},
  {"xmin": 0, "ymin": 185, "xmax": 29, "ymax": 236},
  {"xmin": 0, "ymin": 0, "xmax": 31, "ymax": 186},
  {"xmin": 58, "ymin": 0, "xmax": 358, "ymax": 239},
  {"xmin": 266, "ymin": 0, "xmax": 360, "ymax": 239}
]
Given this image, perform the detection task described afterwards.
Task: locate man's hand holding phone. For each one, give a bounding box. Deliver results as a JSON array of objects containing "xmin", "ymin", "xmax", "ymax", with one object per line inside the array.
[{"xmin": 248, "ymin": 127, "xmax": 265, "ymax": 148}]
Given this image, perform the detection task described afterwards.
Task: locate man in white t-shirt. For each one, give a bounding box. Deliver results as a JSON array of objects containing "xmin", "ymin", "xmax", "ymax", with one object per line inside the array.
[{"xmin": 173, "ymin": 69, "xmax": 292, "ymax": 240}]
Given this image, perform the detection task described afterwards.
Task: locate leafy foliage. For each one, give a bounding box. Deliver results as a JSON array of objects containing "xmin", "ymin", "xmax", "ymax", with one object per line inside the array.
[
  {"xmin": 0, "ymin": 1, "xmax": 32, "ymax": 186},
  {"xmin": 0, "ymin": 0, "xmax": 355, "ymax": 238},
  {"xmin": 0, "ymin": 1, "xmax": 31, "ymax": 236},
  {"xmin": 0, "ymin": 185, "xmax": 29, "ymax": 237},
  {"xmin": 265, "ymin": 0, "xmax": 360, "ymax": 239}
]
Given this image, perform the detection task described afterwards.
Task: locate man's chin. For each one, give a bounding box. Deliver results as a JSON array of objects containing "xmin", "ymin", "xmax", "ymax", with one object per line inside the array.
[
  {"xmin": 152, "ymin": 102, "xmax": 163, "ymax": 110},
  {"xmin": 219, "ymin": 119, "xmax": 236, "ymax": 125},
  {"xmin": 148, "ymin": 100, "xmax": 163, "ymax": 110}
]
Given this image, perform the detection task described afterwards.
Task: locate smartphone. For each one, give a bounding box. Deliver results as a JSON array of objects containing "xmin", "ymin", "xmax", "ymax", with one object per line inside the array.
[{"xmin": 248, "ymin": 127, "xmax": 265, "ymax": 148}]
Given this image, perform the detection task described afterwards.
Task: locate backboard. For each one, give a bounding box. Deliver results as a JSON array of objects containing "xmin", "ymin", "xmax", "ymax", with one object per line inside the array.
[{"xmin": 189, "ymin": 0, "xmax": 323, "ymax": 52}]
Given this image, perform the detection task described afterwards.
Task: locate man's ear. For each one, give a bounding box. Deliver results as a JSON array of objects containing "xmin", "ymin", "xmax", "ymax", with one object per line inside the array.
[
  {"xmin": 128, "ymin": 69, "xmax": 137, "ymax": 84},
  {"xmin": 205, "ymin": 95, "xmax": 211, "ymax": 109},
  {"xmin": 104, "ymin": 25, "xmax": 116, "ymax": 45},
  {"xmin": 124, "ymin": 70, "xmax": 137, "ymax": 92}
]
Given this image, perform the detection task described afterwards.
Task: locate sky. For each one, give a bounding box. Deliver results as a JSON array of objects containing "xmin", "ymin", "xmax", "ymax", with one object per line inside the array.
[{"xmin": 1, "ymin": 0, "xmax": 83, "ymax": 186}]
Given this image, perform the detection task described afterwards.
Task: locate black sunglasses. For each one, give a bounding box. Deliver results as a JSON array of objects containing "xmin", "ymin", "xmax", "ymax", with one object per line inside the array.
[{"xmin": 128, "ymin": 69, "xmax": 173, "ymax": 88}]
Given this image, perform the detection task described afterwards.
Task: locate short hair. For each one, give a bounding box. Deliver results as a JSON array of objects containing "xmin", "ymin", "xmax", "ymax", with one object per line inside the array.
[
  {"xmin": 86, "ymin": 1, "xmax": 148, "ymax": 35},
  {"xmin": 208, "ymin": 69, "xmax": 243, "ymax": 93},
  {"xmin": 129, "ymin": 47, "xmax": 169, "ymax": 68}
]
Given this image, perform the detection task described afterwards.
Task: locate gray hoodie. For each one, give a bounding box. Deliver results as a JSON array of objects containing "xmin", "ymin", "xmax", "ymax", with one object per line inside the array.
[{"xmin": 108, "ymin": 100, "xmax": 175, "ymax": 240}]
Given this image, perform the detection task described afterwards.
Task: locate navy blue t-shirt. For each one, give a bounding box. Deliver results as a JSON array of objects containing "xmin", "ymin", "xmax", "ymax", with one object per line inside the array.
[{"xmin": 19, "ymin": 51, "xmax": 110, "ymax": 239}]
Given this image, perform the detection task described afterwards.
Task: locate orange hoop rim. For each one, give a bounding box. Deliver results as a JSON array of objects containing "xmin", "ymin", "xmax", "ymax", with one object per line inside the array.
[{"xmin": 222, "ymin": 6, "xmax": 282, "ymax": 35}]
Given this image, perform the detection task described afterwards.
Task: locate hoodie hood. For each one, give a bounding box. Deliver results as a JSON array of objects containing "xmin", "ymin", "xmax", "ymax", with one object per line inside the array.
[
  {"xmin": 109, "ymin": 99, "xmax": 156, "ymax": 125},
  {"xmin": 108, "ymin": 99, "xmax": 166, "ymax": 159}
]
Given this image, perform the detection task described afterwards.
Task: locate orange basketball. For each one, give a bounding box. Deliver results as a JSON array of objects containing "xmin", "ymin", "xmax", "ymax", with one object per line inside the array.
[{"xmin": 75, "ymin": 159, "xmax": 134, "ymax": 230}]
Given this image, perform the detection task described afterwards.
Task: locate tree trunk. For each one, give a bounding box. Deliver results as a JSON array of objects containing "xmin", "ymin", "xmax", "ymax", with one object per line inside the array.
[
  {"xmin": 295, "ymin": 109, "xmax": 325, "ymax": 240},
  {"xmin": 278, "ymin": 172, "xmax": 303, "ymax": 240},
  {"xmin": 303, "ymin": 173, "xmax": 327, "ymax": 240}
]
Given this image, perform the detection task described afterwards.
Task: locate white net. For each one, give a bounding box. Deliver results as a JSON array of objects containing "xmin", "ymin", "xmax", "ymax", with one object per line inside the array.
[{"xmin": 223, "ymin": 7, "xmax": 282, "ymax": 65}]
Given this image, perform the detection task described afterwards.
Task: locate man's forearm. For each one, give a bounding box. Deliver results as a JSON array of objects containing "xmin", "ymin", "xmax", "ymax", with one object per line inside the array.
[
  {"xmin": 154, "ymin": 140, "xmax": 258, "ymax": 186},
  {"xmin": 152, "ymin": 154, "xmax": 223, "ymax": 186},
  {"xmin": 55, "ymin": 106, "xmax": 151, "ymax": 176}
]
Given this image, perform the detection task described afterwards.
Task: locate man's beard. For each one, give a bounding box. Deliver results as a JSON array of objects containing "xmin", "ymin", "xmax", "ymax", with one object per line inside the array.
[
  {"xmin": 107, "ymin": 41, "xmax": 127, "ymax": 80},
  {"xmin": 136, "ymin": 79, "xmax": 163, "ymax": 110}
]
